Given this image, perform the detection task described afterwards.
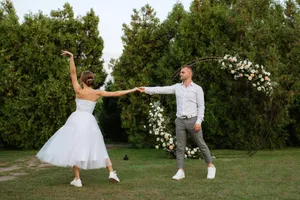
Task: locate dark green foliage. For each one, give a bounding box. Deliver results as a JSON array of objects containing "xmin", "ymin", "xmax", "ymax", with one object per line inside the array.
[
  {"xmin": 1, "ymin": 0, "xmax": 299, "ymax": 150},
  {"xmin": 0, "ymin": 1, "xmax": 106, "ymax": 149},
  {"xmin": 112, "ymin": 0, "xmax": 300, "ymax": 150}
]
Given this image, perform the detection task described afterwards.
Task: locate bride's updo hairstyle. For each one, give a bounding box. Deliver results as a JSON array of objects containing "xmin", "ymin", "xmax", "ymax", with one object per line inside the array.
[{"xmin": 80, "ymin": 71, "xmax": 94, "ymax": 87}]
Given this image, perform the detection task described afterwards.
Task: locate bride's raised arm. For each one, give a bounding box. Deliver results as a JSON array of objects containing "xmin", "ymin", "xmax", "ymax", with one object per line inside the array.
[{"xmin": 61, "ymin": 50, "xmax": 82, "ymax": 94}]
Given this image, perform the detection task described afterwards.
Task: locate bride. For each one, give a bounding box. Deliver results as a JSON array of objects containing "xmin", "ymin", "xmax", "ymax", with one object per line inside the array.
[{"xmin": 37, "ymin": 50, "xmax": 137, "ymax": 187}]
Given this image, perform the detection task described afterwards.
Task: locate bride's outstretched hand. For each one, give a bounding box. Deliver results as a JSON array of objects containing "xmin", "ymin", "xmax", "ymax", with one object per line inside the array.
[{"xmin": 61, "ymin": 50, "xmax": 73, "ymax": 58}]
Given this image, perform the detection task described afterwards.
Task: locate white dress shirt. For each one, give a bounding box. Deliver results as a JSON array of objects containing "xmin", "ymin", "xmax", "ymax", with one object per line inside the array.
[{"xmin": 144, "ymin": 82, "xmax": 205, "ymax": 124}]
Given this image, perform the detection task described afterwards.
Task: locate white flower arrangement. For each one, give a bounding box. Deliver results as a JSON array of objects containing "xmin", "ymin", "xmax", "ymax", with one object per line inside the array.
[
  {"xmin": 146, "ymin": 101, "xmax": 203, "ymax": 159},
  {"xmin": 219, "ymin": 54, "xmax": 274, "ymax": 96}
]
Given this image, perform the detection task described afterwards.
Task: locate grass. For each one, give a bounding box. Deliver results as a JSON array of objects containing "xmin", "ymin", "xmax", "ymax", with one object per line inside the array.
[{"xmin": 0, "ymin": 148, "xmax": 300, "ymax": 200}]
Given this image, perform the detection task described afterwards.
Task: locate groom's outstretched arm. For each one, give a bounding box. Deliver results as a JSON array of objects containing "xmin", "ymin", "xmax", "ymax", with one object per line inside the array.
[{"xmin": 139, "ymin": 84, "xmax": 177, "ymax": 95}]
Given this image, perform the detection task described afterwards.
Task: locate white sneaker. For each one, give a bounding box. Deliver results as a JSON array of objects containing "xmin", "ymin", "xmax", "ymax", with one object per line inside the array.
[
  {"xmin": 172, "ymin": 169, "xmax": 185, "ymax": 180},
  {"xmin": 109, "ymin": 171, "xmax": 120, "ymax": 183},
  {"xmin": 70, "ymin": 178, "xmax": 76, "ymax": 185},
  {"xmin": 70, "ymin": 178, "xmax": 82, "ymax": 187},
  {"xmin": 207, "ymin": 165, "xmax": 216, "ymax": 179}
]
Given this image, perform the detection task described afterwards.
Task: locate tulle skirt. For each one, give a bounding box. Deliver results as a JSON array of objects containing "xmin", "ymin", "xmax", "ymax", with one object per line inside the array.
[{"xmin": 36, "ymin": 110, "xmax": 112, "ymax": 169}]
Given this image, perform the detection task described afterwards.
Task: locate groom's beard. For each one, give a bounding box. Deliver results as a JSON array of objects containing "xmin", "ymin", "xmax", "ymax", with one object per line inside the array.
[{"xmin": 180, "ymin": 76, "xmax": 187, "ymax": 81}]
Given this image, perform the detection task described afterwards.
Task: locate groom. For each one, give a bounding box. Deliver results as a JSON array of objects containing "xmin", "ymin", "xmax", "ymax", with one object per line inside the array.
[{"xmin": 138, "ymin": 65, "xmax": 216, "ymax": 180}]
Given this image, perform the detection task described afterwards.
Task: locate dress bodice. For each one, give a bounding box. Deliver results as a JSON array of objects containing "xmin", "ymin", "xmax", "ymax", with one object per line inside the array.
[{"xmin": 75, "ymin": 98, "xmax": 96, "ymax": 114}]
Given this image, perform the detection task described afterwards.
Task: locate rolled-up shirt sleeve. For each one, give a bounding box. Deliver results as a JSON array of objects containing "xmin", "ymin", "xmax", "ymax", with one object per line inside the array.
[
  {"xmin": 144, "ymin": 84, "xmax": 176, "ymax": 95},
  {"xmin": 196, "ymin": 86, "xmax": 205, "ymax": 124}
]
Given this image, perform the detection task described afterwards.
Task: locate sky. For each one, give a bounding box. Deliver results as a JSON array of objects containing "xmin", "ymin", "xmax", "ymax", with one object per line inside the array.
[{"xmin": 11, "ymin": 0, "xmax": 193, "ymax": 73}]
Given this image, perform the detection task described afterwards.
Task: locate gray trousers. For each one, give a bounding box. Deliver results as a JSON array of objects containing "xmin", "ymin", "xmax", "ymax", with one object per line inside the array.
[{"xmin": 175, "ymin": 117, "xmax": 212, "ymax": 169}]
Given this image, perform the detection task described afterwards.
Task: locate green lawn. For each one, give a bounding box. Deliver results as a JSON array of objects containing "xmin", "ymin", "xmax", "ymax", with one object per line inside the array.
[{"xmin": 0, "ymin": 148, "xmax": 300, "ymax": 200}]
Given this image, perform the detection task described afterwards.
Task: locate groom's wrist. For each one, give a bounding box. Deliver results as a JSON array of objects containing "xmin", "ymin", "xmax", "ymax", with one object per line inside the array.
[
  {"xmin": 196, "ymin": 119, "xmax": 202, "ymax": 125},
  {"xmin": 144, "ymin": 87, "xmax": 150, "ymax": 94}
]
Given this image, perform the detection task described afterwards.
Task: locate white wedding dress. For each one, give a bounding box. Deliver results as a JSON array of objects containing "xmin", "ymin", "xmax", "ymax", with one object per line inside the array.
[{"xmin": 37, "ymin": 98, "xmax": 112, "ymax": 169}]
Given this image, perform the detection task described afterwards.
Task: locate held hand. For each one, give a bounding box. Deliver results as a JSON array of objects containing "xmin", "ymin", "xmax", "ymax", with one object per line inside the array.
[
  {"xmin": 61, "ymin": 50, "xmax": 73, "ymax": 58},
  {"xmin": 138, "ymin": 87, "xmax": 145, "ymax": 93},
  {"xmin": 193, "ymin": 123, "xmax": 201, "ymax": 132},
  {"xmin": 132, "ymin": 87, "xmax": 139, "ymax": 92}
]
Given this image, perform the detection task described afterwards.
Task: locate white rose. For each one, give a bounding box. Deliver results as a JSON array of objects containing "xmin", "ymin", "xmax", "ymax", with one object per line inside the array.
[
  {"xmin": 155, "ymin": 145, "xmax": 159, "ymax": 149},
  {"xmin": 260, "ymin": 78, "xmax": 264, "ymax": 82},
  {"xmin": 154, "ymin": 131, "xmax": 159, "ymax": 135},
  {"xmin": 257, "ymin": 82, "xmax": 260, "ymax": 85},
  {"xmin": 149, "ymin": 130, "xmax": 152, "ymax": 134},
  {"xmin": 257, "ymin": 87, "xmax": 262, "ymax": 91},
  {"xmin": 191, "ymin": 151, "xmax": 195, "ymax": 155},
  {"xmin": 162, "ymin": 143, "xmax": 166, "ymax": 147},
  {"xmin": 248, "ymin": 76, "xmax": 252, "ymax": 80},
  {"xmin": 231, "ymin": 70, "xmax": 236, "ymax": 74},
  {"xmin": 258, "ymin": 74, "xmax": 262, "ymax": 78},
  {"xmin": 253, "ymin": 83, "xmax": 257, "ymax": 87},
  {"xmin": 169, "ymin": 140, "xmax": 173, "ymax": 144}
]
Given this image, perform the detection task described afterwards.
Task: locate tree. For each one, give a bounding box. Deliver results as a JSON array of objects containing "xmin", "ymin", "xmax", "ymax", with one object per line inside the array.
[
  {"xmin": 0, "ymin": 2, "xmax": 106, "ymax": 149},
  {"xmin": 112, "ymin": 4, "xmax": 178, "ymax": 147},
  {"xmin": 280, "ymin": 0, "xmax": 300, "ymax": 145}
]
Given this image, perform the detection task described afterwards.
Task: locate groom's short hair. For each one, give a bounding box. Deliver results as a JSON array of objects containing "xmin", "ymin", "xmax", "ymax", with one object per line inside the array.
[{"xmin": 182, "ymin": 65, "xmax": 193, "ymax": 75}]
